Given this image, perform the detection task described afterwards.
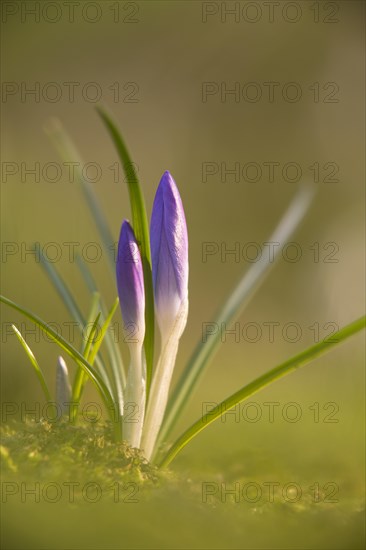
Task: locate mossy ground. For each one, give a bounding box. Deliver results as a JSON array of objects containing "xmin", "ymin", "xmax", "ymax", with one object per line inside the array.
[
  {"xmin": 1, "ymin": 418, "xmax": 364, "ymax": 549},
  {"xmin": 1, "ymin": 418, "xmax": 160, "ymax": 486}
]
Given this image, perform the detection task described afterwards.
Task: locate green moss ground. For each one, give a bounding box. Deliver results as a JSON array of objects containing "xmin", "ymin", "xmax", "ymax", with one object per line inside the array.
[{"xmin": 1, "ymin": 418, "xmax": 364, "ymax": 550}]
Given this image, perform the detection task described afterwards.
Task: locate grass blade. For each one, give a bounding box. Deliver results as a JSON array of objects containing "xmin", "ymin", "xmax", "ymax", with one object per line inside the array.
[
  {"xmin": 72, "ymin": 311, "xmax": 101, "ymax": 409},
  {"xmin": 71, "ymin": 298, "xmax": 122, "ymax": 422},
  {"xmin": 38, "ymin": 251, "xmax": 108, "ymax": 377},
  {"xmin": 44, "ymin": 118, "xmax": 115, "ymax": 271},
  {"xmin": 96, "ymin": 105, "xmax": 154, "ymax": 398},
  {"xmin": 89, "ymin": 298, "xmax": 120, "ymax": 365},
  {"xmin": 82, "ymin": 294, "xmax": 101, "ymax": 357},
  {"xmin": 38, "ymin": 247, "xmax": 83, "ymax": 326},
  {"xmin": 159, "ymin": 185, "xmax": 316, "ymax": 445},
  {"xmin": 91, "ymin": 297, "xmax": 125, "ymax": 419},
  {"xmin": 89, "ymin": 297, "xmax": 124, "ymax": 427},
  {"xmin": 12, "ymin": 325, "xmax": 52, "ymax": 402},
  {"xmin": 159, "ymin": 316, "xmax": 366, "ymax": 468},
  {"xmin": 75, "ymin": 255, "xmax": 126, "ymax": 387},
  {"xmin": 0, "ymin": 295, "xmax": 116, "ymax": 420}
]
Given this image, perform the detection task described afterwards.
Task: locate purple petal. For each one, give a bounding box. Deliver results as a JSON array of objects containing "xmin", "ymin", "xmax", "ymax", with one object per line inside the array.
[
  {"xmin": 150, "ymin": 171, "xmax": 188, "ymax": 328},
  {"xmin": 116, "ymin": 221, "xmax": 145, "ymax": 338}
]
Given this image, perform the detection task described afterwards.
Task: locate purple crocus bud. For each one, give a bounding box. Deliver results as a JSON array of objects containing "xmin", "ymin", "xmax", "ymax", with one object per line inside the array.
[
  {"xmin": 116, "ymin": 220, "xmax": 145, "ymax": 344},
  {"xmin": 150, "ymin": 171, "xmax": 188, "ymax": 335},
  {"xmin": 116, "ymin": 220, "xmax": 146, "ymax": 448},
  {"xmin": 142, "ymin": 172, "xmax": 188, "ymax": 460}
]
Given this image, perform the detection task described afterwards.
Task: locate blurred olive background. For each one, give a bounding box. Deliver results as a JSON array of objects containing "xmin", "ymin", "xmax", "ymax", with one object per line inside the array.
[{"xmin": 1, "ymin": 1, "xmax": 365, "ymax": 549}]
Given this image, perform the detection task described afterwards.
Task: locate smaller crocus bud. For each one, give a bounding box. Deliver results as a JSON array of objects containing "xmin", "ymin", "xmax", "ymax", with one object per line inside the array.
[
  {"xmin": 116, "ymin": 220, "xmax": 146, "ymax": 448},
  {"xmin": 150, "ymin": 171, "xmax": 188, "ymax": 337},
  {"xmin": 56, "ymin": 356, "xmax": 71, "ymax": 416},
  {"xmin": 116, "ymin": 220, "xmax": 145, "ymax": 345},
  {"xmin": 142, "ymin": 172, "xmax": 188, "ymax": 460}
]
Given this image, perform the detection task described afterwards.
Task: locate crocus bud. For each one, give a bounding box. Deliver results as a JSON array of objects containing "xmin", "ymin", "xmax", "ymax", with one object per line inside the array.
[
  {"xmin": 142, "ymin": 171, "xmax": 188, "ymax": 460},
  {"xmin": 150, "ymin": 171, "xmax": 188, "ymax": 336},
  {"xmin": 116, "ymin": 220, "xmax": 146, "ymax": 448},
  {"xmin": 116, "ymin": 220, "xmax": 145, "ymax": 344},
  {"xmin": 56, "ymin": 356, "xmax": 71, "ymax": 416}
]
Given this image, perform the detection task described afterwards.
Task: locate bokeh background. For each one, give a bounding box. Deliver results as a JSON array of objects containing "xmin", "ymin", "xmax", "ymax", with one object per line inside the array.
[{"xmin": 1, "ymin": 1, "xmax": 365, "ymax": 548}]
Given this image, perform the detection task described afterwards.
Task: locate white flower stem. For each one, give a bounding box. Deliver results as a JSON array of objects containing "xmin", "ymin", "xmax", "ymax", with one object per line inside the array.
[
  {"xmin": 123, "ymin": 344, "xmax": 146, "ymax": 448},
  {"xmin": 141, "ymin": 300, "xmax": 188, "ymax": 461}
]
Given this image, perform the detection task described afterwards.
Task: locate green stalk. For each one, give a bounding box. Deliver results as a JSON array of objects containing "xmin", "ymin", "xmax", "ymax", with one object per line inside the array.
[
  {"xmin": 71, "ymin": 299, "xmax": 122, "ymax": 429},
  {"xmin": 96, "ymin": 105, "xmax": 154, "ymax": 399},
  {"xmin": 158, "ymin": 316, "xmax": 365, "ymax": 468},
  {"xmin": 71, "ymin": 312, "xmax": 101, "ymax": 418}
]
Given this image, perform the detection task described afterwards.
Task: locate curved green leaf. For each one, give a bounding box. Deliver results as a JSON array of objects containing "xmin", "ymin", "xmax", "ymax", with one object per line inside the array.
[
  {"xmin": 75, "ymin": 255, "xmax": 126, "ymax": 390},
  {"xmin": 12, "ymin": 324, "xmax": 52, "ymax": 402},
  {"xmin": 159, "ymin": 185, "xmax": 316, "ymax": 446},
  {"xmin": 1, "ymin": 295, "xmax": 116, "ymax": 419},
  {"xmin": 37, "ymin": 244, "xmax": 109, "ymax": 380},
  {"xmin": 158, "ymin": 316, "xmax": 366, "ymax": 468},
  {"xmin": 72, "ymin": 311, "xmax": 101, "ymax": 410},
  {"xmin": 96, "ymin": 105, "xmax": 154, "ymax": 397},
  {"xmin": 45, "ymin": 118, "xmax": 115, "ymax": 271}
]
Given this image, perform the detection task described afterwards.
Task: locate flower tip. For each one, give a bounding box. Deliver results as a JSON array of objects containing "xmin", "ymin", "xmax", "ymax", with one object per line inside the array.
[
  {"xmin": 56, "ymin": 356, "xmax": 71, "ymax": 411},
  {"xmin": 57, "ymin": 355, "xmax": 68, "ymax": 375},
  {"xmin": 120, "ymin": 219, "xmax": 133, "ymax": 239},
  {"xmin": 159, "ymin": 170, "xmax": 177, "ymax": 192},
  {"xmin": 162, "ymin": 169, "xmax": 172, "ymax": 180}
]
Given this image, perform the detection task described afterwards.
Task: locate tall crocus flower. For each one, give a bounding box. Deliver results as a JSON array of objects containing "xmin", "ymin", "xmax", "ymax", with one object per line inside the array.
[
  {"xmin": 116, "ymin": 220, "xmax": 146, "ymax": 448},
  {"xmin": 142, "ymin": 171, "xmax": 188, "ymax": 460},
  {"xmin": 150, "ymin": 171, "xmax": 189, "ymax": 335}
]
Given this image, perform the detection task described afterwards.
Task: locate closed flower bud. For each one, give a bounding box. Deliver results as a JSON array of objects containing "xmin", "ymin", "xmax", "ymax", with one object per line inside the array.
[
  {"xmin": 116, "ymin": 220, "xmax": 145, "ymax": 344},
  {"xmin": 150, "ymin": 171, "xmax": 188, "ymax": 336},
  {"xmin": 142, "ymin": 171, "xmax": 189, "ymax": 460},
  {"xmin": 116, "ymin": 220, "xmax": 146, "ymax": 448}
]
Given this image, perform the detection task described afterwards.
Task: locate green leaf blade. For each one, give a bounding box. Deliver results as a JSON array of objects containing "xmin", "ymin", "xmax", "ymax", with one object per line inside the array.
[
  {"xmin": 75, "ymin": 256, "xmax": 126, "ymax": 388},
  {"xmin": 38, "ymin": 249, "xmax": 109, "ymax": 377},
  {"xmin": 72, "ymin": 310, "xmax": 101, "ymax": 408},
  {"xmin": 96, "ymin": 105, "xmax": 154, "ymax": 397},
  {"xmin": 159, "ymin": 185, "xmax": 316, "ymax": 445},
  {"xmin": 12, "ymin": 324, "xmax": 52, "ymax": 402},
  {"xmin": 158, "ymin": 315, "xmax": 366, "ymax": 468},
  {"xmin": 45, "ymin": 118, "xmax": 115, "ymax": 272},
  {"xmin": 1, "ymin": 295, "xmax": 116, "ymax": 419}
]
